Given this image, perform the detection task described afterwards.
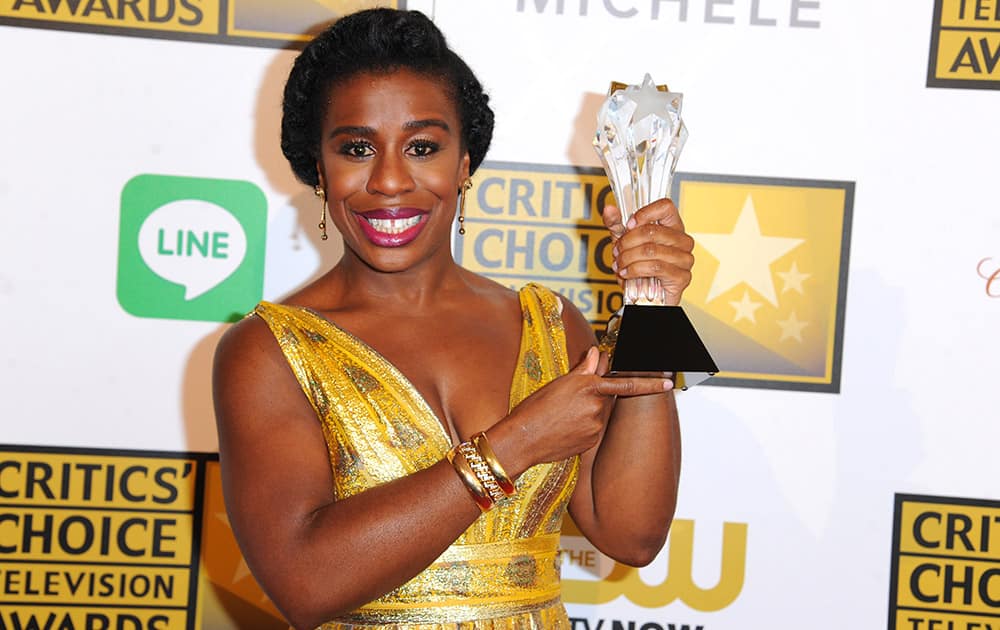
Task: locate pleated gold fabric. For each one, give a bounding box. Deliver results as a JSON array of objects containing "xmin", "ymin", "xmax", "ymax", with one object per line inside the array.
[{"xmin": 253, "ymin": 284, "xmax": 578, "ymax": 629}]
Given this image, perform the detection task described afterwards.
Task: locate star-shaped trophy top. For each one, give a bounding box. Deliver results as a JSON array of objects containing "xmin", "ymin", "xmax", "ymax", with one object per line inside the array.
[
  {"xmin": 594, "ymin": 73, "xmax": 688, "ymax": 220},
  {"xmin": 609, "ymin": 73, "xmax": 682, "ymax": 125}
]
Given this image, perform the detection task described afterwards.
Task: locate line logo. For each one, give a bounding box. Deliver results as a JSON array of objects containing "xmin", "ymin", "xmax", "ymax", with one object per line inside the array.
[
  {"xmin": 116, "ymin": 174, "xmax": 267, "ymax": 323},
  {"xmin": 928, "ymin": 0, "xmax": 1000, "ymax": 89}
]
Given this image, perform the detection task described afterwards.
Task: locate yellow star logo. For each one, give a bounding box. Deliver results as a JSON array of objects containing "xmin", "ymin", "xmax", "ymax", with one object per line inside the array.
[{"xmin": 691, "ymin": 195, "xmax": 804, "ymax": 306}]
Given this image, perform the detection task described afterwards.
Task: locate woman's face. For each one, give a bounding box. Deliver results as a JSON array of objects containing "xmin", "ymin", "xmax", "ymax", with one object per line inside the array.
[{"xmin": 316, "ymin": 69, "xmax": 470, "ymax": 273}]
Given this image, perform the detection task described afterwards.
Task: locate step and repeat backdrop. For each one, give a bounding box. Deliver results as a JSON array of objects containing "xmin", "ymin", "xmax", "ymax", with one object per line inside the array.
[{"xmin": 2, "ymin": 0, "xmax": 998, "ymax": 628}]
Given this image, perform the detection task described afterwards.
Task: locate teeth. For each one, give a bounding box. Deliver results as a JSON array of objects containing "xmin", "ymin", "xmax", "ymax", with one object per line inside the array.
[{"xmin": 365, "ymin": 215, "xmax": 424, "ymax": 234}]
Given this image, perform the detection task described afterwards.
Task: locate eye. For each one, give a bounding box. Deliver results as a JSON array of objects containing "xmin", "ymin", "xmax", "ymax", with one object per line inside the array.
[
  {"xmin": 339, "ymin": 140, "xmax": 375, "ymax": 159},
  {"xmin": 407, "ymin": 139, "xmax": 440, "ymax": 158}
]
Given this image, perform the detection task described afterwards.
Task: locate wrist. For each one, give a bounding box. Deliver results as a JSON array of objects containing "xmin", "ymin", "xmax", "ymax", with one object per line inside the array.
[{"xmin": 484, "ymin": 420, "xmax": 532, "ymax": 479}]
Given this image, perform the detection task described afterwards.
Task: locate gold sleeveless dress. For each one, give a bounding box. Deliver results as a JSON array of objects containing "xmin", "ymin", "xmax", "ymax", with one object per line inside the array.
[{"xmin": 254, "ymin": 284, "xmax": 578, "ymax": 629}]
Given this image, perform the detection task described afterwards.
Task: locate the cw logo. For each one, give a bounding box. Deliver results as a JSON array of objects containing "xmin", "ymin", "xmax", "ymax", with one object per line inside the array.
[{"xmin": 561, "ymin": 519, "xmax": 748, "ymax": 611}]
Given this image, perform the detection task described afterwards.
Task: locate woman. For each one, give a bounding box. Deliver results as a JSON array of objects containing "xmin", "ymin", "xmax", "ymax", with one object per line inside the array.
[{"xmin": 213, "ymin": 8, "xmax": 694, "ymax": 629}]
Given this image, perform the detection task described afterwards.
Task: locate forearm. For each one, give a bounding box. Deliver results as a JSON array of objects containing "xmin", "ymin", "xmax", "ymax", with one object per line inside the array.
[
  {"xmin": 233, "ymin": 458, "xmax": 482, "ymax": 628},
  {"xmin": 583, "ymin": 391, "xmax": 681, "ymax": 564}
]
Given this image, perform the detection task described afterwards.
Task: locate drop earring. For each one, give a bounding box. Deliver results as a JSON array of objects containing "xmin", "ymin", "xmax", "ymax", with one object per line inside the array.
[
  {"xmin": 314, "ymin": 186, "xmax": 328, "ymax": 241},
  {"xmin": 458, "ymin": 178, "xmax": 473, "ymax": 236}
]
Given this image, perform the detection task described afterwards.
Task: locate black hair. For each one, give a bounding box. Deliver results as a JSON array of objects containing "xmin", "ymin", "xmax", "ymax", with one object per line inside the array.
[{"xmin": 281, "ymin": 9, "xmax": 495, "ymax": 187}]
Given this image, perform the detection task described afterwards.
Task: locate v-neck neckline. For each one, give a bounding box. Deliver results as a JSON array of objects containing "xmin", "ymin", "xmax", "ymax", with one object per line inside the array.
[{"xmin": 292, "ymin": 289, "xmax": 529, "ymax": 449}]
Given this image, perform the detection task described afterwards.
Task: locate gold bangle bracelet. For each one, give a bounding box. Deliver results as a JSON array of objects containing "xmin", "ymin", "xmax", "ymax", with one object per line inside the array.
[
  {"xmin": 458, "ymin": 441, "xmax": 507, "ymax": 504},
  {"xmin": 473, "ymin": 432, "xmax": 516, "ymax": 497},
  {"xmin": 447, "ymin": 445, "xmax": 494, "ymax": 512}
]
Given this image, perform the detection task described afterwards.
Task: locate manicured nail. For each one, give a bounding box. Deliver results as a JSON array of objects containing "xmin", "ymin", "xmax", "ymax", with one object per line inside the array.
[
  {"xmin": 663, "ymin": 380, "xmax": 674, "ymax": 391},
  {"xmin": 611, "ymin": 260, "xmax": 618, "ymax": 272},
  {"xmin": 618, "ymin": 267, "xmax": 628, "ymax": 277},
  {"xmin": 612, "ymin": 246, "xmax": 619, "ymax": 257},
  {"xmin": 626, "ymin": 217, "xmax": 637, "ymax": 229}
]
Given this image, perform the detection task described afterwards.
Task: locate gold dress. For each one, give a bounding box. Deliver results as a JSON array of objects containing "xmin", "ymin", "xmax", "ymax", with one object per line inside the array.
[{"xmin": 254, "ymin": 284, "xmax": 578, "ymax": 629}]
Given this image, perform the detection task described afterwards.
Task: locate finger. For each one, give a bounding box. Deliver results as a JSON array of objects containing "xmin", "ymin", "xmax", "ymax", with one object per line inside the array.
[
  {"xmin": 572, "ymin": 346, "xmax": 600, "ymax": 375},
  {"xmin": 595, "ymin": 350, "xmax": 611, "ymax": 377},
  {"xmin": 621, "ymin": 270, "xmax": 691, "ymax": 306},
  {"xmin": 616, "ymin": 223, "xmax": 694, "ymax": 255},
  {"xmin": 631, "ymin": 198, "xmax": 683, "ymax": 231},
  {"xmin": 595, "ymin": 376, "xmax": 673, "ymax": 396},
  {"xmin": 616, "ymin": 242, "xmax": 695, "ymax": 274},
  {"xmin": 618, "ymin": 260, "xmax": 691, "ymax": 291},
  {"xmin": 602, "ymin": 205, "xmax": 626, "ymax": 239}
]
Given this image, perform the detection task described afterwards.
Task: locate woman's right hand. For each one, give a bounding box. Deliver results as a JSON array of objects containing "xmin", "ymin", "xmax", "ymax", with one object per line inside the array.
[{"xmin": 488, "ymin": 347, "xmax": 671, "ymax": 473}]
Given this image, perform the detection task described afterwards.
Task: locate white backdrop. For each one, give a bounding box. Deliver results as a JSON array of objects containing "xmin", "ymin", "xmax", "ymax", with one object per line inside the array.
[{"xmin": 2, "ymin": 1, "xmax": 998, "ymax": 628}]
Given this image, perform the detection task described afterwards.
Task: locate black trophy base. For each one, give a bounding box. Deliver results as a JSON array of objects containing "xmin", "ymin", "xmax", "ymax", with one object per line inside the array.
[{"xmin": 607, "ymin": 305, "xmax": 718, "ymax": 386}]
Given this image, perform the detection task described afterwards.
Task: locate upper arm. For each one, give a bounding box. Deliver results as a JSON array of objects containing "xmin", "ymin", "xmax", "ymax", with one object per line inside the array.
[
  {"xmin": 554, "ymin": 293, "xmax": 612, "ymax": 528},
  {"xmin": 555, "ymin": 293, "xmax": 680, "ymax": 562},
  {"xmin": 555, "ymin": 292, "xmax": 599, "ymax": 367},
  {"xmin": 211, "ymin": 316, "xmax": 337, "ymax": 596}
]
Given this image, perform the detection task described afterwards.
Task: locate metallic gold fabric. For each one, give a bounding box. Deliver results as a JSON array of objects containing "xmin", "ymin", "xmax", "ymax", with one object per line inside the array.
[{"xmin": 254, "ymin": 284, "xmax": 578, "ymax": 629}]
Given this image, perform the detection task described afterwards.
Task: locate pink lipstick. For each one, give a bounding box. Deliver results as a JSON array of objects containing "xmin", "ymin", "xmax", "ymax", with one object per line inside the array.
[{"xmin": 355, "ymin": 208, "xmax": 429, "ymax": 247}]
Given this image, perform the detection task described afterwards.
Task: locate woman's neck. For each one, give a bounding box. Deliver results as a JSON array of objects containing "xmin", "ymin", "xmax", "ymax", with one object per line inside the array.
[{"xmin": 328, "ymin": 247, "xmax": 474, "ymax": 312}]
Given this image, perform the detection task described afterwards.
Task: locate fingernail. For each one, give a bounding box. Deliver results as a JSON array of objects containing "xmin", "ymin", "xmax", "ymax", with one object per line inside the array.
[
  {"xmin": 626, "ymin": 217, "xmax": 637, "ymax": 229},
  {"xmin": 663, "ymin": 380, "xmax": 674, "ymax": 391},
  {"xmin": 618, "ymin": 268, "xmax": 628, "ymax": 277},
  {"xmin": 611, "ymin": 260, "xmax": 618, "ymax": 272},
  {"xmin": 612, "ymin": 246, "xmax": 619, "ymax": 257}
]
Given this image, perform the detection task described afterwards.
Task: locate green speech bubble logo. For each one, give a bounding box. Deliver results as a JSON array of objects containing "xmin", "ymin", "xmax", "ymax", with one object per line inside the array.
[{"xmin": 117, "ymin": 174, "xmax": 267, "ymax": 322}]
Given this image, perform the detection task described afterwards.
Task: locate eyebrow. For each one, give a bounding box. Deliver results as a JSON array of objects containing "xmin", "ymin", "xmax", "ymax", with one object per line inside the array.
[
  {"xmin": 327, "ymin": 125, "xmax": 375, "ymax": 139},
  {"xmin": 327, "ymin": 119, "xmax": 451, "ymax": 140},
  {"xmin": 403, "ymin": 118, "xmax": 451, "ymax": 132}
]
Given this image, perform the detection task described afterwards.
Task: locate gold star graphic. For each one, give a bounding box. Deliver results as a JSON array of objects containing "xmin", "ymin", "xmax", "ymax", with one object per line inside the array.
[
  {"xmin": 729, "ymin": 290, "xmax": 763, "ymax": 324},
  {"xmin": 778, "ymin": 262, "xmax": 811, "ymax": 295},
  {"xmin": 777, "ymin": 311, "xmax": 808, "ymax": 342},
  {"xmin": 692, "ymin": 195, "xmax": 805, "ymax": 306}
]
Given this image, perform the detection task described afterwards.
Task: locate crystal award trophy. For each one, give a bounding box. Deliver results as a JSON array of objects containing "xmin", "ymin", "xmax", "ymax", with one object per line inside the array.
[{"xmin": 594, "ymin": 74, "xmax": 717, "ymax": 389}]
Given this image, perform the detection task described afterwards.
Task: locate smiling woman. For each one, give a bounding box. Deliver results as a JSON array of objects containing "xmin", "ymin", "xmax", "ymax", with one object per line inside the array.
[
  {"xmin": 212, "ymin": 8, "xmax": 693, "ymax": 630},
  {"xmin": 318, "ymin": 70, "xmax": 468, "ymax": 266}
]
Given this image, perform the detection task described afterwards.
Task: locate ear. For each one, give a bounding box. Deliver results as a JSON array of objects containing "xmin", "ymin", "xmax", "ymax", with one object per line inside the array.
[
  {"xmin": 458, "ymin": 151, "xmax": 471, "ymax": 186},
  {"xmin": 315, "ymin": 160, "xmax": 326, "ymax": 190}
]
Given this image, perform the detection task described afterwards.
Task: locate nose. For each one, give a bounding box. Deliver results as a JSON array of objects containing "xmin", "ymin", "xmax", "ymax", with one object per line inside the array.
[{"xmin": 366, "ymin": 151, "xmax": 415, "ymax": 197}]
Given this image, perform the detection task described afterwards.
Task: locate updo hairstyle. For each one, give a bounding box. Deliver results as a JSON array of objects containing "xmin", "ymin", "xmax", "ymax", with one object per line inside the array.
[{"xmin": 281, "ymin": 8, "xmax": 495, "ymax": 187}]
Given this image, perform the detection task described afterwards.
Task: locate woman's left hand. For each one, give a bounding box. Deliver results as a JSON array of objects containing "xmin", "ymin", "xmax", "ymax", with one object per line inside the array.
[{"xmin": 602, "ymin": 199, "xmax": 696, "ymax": 307}]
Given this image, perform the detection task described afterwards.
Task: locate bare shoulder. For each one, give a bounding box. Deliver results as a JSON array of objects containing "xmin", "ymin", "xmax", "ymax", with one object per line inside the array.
[
  {"xmin": 459, "ymin": 271, "xmax": 522, "ymax": 319},
  {"xmin": 211, "ymin": 309, "xmax": 312, "ymax": 437},
  {"xmin": 212, "ymin": 306, "xmax": 332, "ymax": 497},
  {"xmin": 465, "ymin": 270, "xmax": 518, "ymax": 300},
  {"xmin": 213, "ymin": 311, "xmax": 284, "ymax": 395}
]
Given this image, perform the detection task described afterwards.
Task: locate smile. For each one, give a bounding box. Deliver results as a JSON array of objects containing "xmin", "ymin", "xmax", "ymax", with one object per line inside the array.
[
  {"xmin": 354, "ymin": 208, "xmax": 430, "ymax": 247},
  {"xmin": 364, "ymin": 215, "xmax": 424, "ymax": 234}
]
